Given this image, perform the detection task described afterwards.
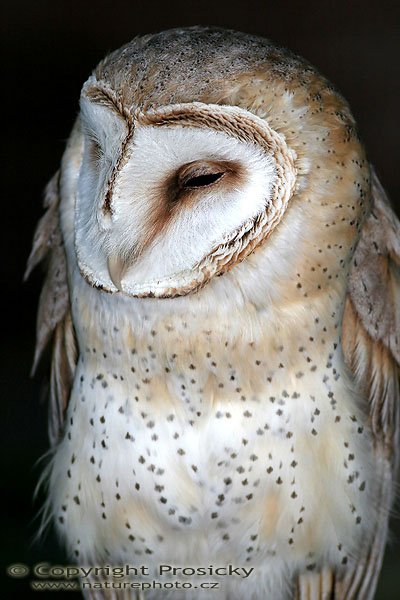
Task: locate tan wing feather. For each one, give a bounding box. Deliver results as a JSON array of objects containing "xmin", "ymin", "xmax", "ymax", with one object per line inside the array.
[
  {"xmin": 26, "ymin": 172, "xmax": 77, "ymax": 446},
  {"xmin": 296, "ymin": 167, "xmax": 400, "ymax": 599}
]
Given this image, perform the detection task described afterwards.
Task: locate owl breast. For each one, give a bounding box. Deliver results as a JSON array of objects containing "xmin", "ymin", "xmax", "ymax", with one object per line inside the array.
[{"xmin": 47, "ymin": 273, "xmax": 377, "ymax": 598}]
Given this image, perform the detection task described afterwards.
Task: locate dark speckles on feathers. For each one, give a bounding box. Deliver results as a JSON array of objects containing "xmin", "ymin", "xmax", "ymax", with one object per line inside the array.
[{"xmin": 35, "ymin": 26, "xmax": 389, "ymax": 585}]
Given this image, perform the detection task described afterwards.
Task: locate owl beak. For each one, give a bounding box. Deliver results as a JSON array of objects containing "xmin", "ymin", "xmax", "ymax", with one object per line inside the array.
[{"xmin": 107, "ymin": 255, "xmax": 126, "ymax": 292}]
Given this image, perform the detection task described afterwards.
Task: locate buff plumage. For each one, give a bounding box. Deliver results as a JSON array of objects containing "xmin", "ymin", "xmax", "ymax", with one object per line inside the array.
[{"xmin": 27, "ymin": 27, "xmax": 400, "ymax": 600}]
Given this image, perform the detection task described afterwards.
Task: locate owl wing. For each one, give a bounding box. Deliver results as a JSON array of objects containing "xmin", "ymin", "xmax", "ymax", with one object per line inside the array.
[
  {"xmin": 296, "ymin": 167, "xmax": 400, "ymax": 599},
  {"xmin": 25, "ymin": 172, "xmax": 77, "ymax": 447}
]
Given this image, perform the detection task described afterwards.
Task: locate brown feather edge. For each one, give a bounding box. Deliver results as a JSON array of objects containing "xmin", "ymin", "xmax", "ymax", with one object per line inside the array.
[
  {"xmin": 335, "ymin": 298, "xmax": 399, "ymax": 600},
  {"xmin": 27, "ymin": 171, "xmax": 77, "ymax": 445}
]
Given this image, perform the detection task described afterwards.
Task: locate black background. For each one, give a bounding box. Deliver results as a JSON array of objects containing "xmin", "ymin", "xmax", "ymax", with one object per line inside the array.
[{"xmin": 2, "ymin": 1, "xmax": 399, "ymax": 598}]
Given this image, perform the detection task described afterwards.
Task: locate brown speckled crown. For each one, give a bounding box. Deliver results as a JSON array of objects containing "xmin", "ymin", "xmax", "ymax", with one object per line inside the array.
[{"xmin": 93, "ymin": 27, "xmax": 338, "ymax": 114}]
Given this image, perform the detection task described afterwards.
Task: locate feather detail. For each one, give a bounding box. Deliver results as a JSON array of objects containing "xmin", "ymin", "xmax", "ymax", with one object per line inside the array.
[
  {"xmin": 296, "ymin": 167, "xmax": 400, "ymax": 599},
  {"xmin": 346, "ymin": 166, "xmax": 400, "ymax": 364},
  {"xmin": 331, "ymin": 454, "xmax": 393, "ymax": 600},
  {"xmin": 26, "ymin": 171, "xmax": 77, "ymax": 444},
  {"xmin": 296, "ymin": 568, "xmax": 335, "ymax": 600},
  {"xmin": 25, "ymin": 172, "xmax": 61, "ymax": 280},
  {"xmin": 49, "ymin": 312, "xmax": 77, "ymax": 446}
]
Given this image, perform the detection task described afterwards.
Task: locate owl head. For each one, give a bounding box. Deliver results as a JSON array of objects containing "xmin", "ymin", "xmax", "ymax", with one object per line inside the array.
[{"xmin": 66, "ymin": 27, "xmax": 370, "ymax": 301}]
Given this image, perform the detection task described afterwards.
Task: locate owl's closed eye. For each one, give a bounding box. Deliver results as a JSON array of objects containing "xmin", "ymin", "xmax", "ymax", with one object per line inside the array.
[{"xmin": 76, "ymin": 96, "xmax": 296, "ymax": 297}]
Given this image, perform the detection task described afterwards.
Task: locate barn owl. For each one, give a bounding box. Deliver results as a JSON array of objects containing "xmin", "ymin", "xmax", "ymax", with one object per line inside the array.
[{"xmin": 27, "ymin": 27, "xmax": 400, "ymax": 600}]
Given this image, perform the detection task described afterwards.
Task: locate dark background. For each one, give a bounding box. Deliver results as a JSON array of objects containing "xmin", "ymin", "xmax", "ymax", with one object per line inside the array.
[{"xmin": 2, "ymin": 0, "xmax": 399, "ymax": 597}]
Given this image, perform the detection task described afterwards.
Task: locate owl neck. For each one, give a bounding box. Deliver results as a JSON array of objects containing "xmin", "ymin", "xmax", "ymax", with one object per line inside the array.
[{"xmin": 72, "ymin": 264, "xmax": 346, "ymax": 394}]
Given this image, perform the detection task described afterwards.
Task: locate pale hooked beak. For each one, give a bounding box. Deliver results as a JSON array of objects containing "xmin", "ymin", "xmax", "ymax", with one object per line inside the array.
[{"xmin": 107, "ymin": 255, "xmax": 127, "ymax": 292}]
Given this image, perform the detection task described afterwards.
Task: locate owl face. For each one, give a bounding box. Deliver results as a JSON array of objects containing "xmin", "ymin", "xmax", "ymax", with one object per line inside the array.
[
  {"xmin": 75, "ymin": 83, "xmax": 297, "ymax": 298},
  {"xmin": 69, "ymin": 27, "xmax": 368, "ymax": 303}
]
